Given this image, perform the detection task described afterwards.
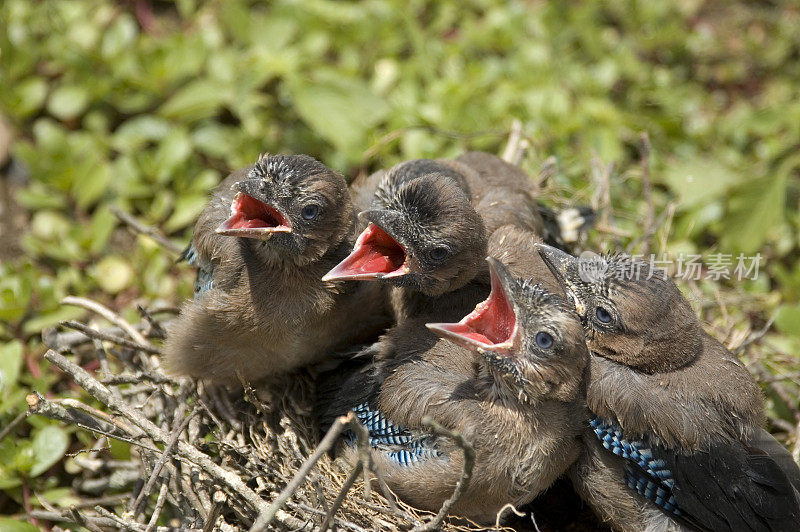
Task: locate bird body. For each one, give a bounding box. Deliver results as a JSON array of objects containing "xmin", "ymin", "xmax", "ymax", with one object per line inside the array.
[
  {"xmin": 536, "ymin": 245, "xmax": 800, "ymax": 532},
  {"xmin": 318, "ymin": 259, "xmax": 587, "ymax": 523},
  {"xmin": 164, "ymin": 154, "xmax": 390, "ymax": 384}
]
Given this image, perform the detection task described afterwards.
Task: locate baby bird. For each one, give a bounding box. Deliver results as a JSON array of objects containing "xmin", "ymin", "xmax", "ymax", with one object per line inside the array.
[
  {"xmin": 318, "ymin": 258, "xmax": 588, "ymax": 524},
  {"xmin": 535, "ymin": 244, "xmax": 800, "ymax": 532},
  {"xmin": 322, "ymin": 159, "xmax": 490, "ymax": 324},
  {"xmin": 322, "ymin": 156, "xmax": 561, "ymax": 324},
  {"xmin": 164, "ymin": 154, "xmax": 390, "ymax": 384}
]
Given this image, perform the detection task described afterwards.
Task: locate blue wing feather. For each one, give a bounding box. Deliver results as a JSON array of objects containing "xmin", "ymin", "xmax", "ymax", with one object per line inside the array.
[{"xmin": 348, "ymin": 402, "xmax": 442, "ymax": 467}]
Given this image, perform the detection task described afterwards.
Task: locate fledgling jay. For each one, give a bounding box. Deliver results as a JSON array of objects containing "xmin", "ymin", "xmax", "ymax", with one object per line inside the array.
[
  {"xmin": 317, "ymin": 258, "xmax": 588, "ymax": 524},
  {"xmin": 536, "ymin": 244, "xmax": 800, "ymax": 532},
  {"xmin": 164, "ymin": 154, "xmax": 390, "ymax": 384}
]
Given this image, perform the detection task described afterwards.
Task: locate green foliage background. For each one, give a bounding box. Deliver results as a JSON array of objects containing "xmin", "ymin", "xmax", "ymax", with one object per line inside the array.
[{"xmin": 1, "ymin": 0, "xmax": 799, "ymax": 522}]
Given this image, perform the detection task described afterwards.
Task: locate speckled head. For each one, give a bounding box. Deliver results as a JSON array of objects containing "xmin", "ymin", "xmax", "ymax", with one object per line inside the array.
[
  {"xmin": 536, "ymin": 244, "xmax": 702, "ymax": 374},
  {"xmin": 322, "ymin": 160, "xmax": 486, "ymax": 296},
  {"xmin": 216, "ymin": 154, "xmax": 353, "ymax": 265},
  {"xmin": 428, "ymin": 257, "xmax": 587, "ymax": 402}
]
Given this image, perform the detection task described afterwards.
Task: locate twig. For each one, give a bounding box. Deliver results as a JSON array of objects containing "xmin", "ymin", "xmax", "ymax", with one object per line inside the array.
[
  {"xmin": 62, "ymin": 296, "xmax": 152, "ymax": 348},
  {"xmin": 410, "ymin": 417, "xmax": 476, "ymax": 532},
  {"xmin": 60, "ymin": 321, "xmax": 161, "ymax": 354},
  {"xmin": 0, "ymin": 411, "xmax": 25, "ymax": 442},
  {"xmin": 144, "ymin": 481, "xmax": 170, "ymax": 532},
  {"xmin": 202, "ymin": 491, "xmax": 227, "ymax": 532},
  {"xmin": 501, "ymin": 120, "xmax": 529, "ymax": 165},
  {"xmin": 320, "ymin": 462, "xmax": 363, "ymax": 531},
  {"xmin": 111, "ymin": 205, "xmax": 183, "ymax": 255},
  {"xmin": 42, "ymin": 350, "xmax": 277, "ymax": 523},
  {"xmin": 68, "ymin": 505, "xmax": 105, "ymax": 532},
  {"xmin": 249, "ymin": 412, "xmax": 354, "ymax": 530},
  {"xmin": 350, "ymin": 417, "xmax": 372, "ymax": 501},
  {"xmin": 537, "ymin": 156, "xmax": 557, "ymax": 189},
  {"xmin": 637, "ymin": 132, "xmax": 655, "ymax": 256},
  {"xmin": 132, "ymin": 405, "xmax": 197, "ymax": 517},
  {"xmin": 26, "ymin": 392, "xmax": 141, "ymax": 440},
  {"xmin": 495, "ymin": 503, "xmax": 525, "ymax": 528}
]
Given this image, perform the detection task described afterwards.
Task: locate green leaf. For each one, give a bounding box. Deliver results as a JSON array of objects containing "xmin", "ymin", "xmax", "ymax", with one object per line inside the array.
[
  {"xmin": 658, "ymin": 156, "xmax": 743, "ymax": 210},
  {"xmin": 288, "ymin": 77, "xmax": 390, "ymax": 153},
  {"xmin": 92, "ymin": 255, "xmax": 134, "ymax": 294},
  {"xmin": 720, "ymin": 154, "xmax": 797, "ymax": 254},
  {"xmin": 47, "ymin": 85, "xmax": 90, "ymax": 121},
  {"xmin": 22, "ymin": 307, "xmax": 85, "ymax": 336},
  {"xmin": 30, "ymin": 425, "xmax": 69, "ymax": 477},
  {"xmin": 72, "ymin": 162, "xmax": 111, "ymax": 209},
  {"xmin": 0, "ymin": 341, "xmax": 23, "ymax": 397},
  {"xmin": 0, "ymin": 518, "xmax": 39, "ymax": 532},
  {"xmin": 159, "ymin": 80, "xmax": 230, "ymax": 121},
  {"xmin": 775, "ymin": 303, "xmax": 800, "ymax": 339},
  {"xmin": 163, "ymin": 194, "xmax": 208, "ymax": 233}
]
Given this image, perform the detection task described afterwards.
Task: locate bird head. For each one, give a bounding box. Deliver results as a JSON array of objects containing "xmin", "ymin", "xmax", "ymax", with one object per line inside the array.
[
  {"xmin": 427, "ymin": 257, "xmax": 587, "ymax": 403},
  {"xmin": 535, "ymin": 244, "xmax": 702, "ymax": 373},
  {"xmin": 216, "ymin": 154, "xmax": 353, "ymax": 265},
  {"xmin": 322, "ymin": 160, "xmax": 486, "ymax": 296}
]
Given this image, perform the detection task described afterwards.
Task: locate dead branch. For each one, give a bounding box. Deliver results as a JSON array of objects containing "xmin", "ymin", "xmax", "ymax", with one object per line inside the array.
[
  {"xmin": 59, "ymin": 320, "xmax": 162, "ymax": 354},
  {"xmin": 250, "ymin": 412, "xmax": 354, "ymax": 530},
  {"xmin": 62, "ymin": 296, "xmax": 152, "ymax": 348},
  {"xmin": 411, "ymin": 416, "xmax": 476, "ymax": 532},
  {"xmin": 111, "ymin": 205, "xmax": 183, "ymax": 255}
]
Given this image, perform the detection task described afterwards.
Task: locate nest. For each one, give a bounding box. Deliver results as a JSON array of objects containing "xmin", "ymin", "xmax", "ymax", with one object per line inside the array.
[{"xmin": 32, "ymin": 299, "xmax": 527, "ymax": 531}]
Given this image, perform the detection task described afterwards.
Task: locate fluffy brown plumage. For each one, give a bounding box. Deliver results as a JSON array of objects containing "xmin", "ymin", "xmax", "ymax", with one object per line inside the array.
[
  {"xmin": 318, "ymin": 259, "xmax": 587, "ymax": 524},
  {"xmin": 163, "ymin": 154, "xmax": 390, "ymax": 384},
  {"xmin": 537, "ymin": 244, "xmax": 800, "ymax": 532}
]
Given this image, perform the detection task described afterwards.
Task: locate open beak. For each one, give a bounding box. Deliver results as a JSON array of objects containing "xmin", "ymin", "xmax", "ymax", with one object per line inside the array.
[
  {"xmin": 427, "ymin": 257, "xmax": 518, "ymax": 355},
  {"xmin": 321, "ymin": 219, "xmax": 409, "ymax": 282},
  {"xmin": 216, "ymin": 188, "xmax": 291, "ymax": 239},
  {"xmin": 534, "ymin": 243, "xmax": 584, "ymax": 314}
]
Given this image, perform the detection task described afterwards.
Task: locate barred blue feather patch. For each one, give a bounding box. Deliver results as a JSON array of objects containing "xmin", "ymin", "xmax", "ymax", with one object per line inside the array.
[
  {"xmin": 347, "ymin": 403, "xmax": 442, "ymax": 467},
  {"xmin": 590, "ymin": 416, "xmax": 680, "ymax": 515}
]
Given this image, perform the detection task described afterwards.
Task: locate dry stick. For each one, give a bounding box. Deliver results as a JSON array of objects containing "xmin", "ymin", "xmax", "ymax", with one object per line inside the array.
[
  {"xmin": 132, "ymin": 405, "xmax": 197, "ymax": 517},
  {"xmin": 144, "ymin": 481, "xmax": 170, "ymax": 532},
  {"xmin": 92, "ymin": 338, "xmax": 111, "ymax": 376},
  {"xmin": 284, "ymin": 501, "xmax": 368, "ymax": 532},
  {"xmin": 202, "ymin": 491, "xmax": 227, "ymax": 532},
  {"xmin": 61, "ymin": 320, "xmax": 162, "ymax": 354},
  {"xmin": 0, "ymin": 411, "xmax": 25, "ymax": 442},
  {"xmin": 501, "ymin": 119, "xmax": 529, "ymax": 165},
  {"xmin": 111, "ymin": 205, "xmax": 183, "ymax": 255},
  {"xmin": 638, "ymin": 132, "xmax": 655, "ymax": 256},
  {"xmin": 26, "ymin": 392, "xmax": 142, "ymax": 441},
  {"xmin": 25, "ymin": 510, "xmax": 122, "ymax": 530},
  {"xmin": 410, "ymin": 417, "xmax": 476, "ymax": 532},
  {"xmin": 41, "ymin": 351, "xmax": 285, "ymax": 527},
  {"xmin": 250, "ymin": 412, "xmax": 355, "ymax": 530},
  {"xmin": 68, "ymin": 505, "xmax": 105, "ymax": 532},
  {"xmin": 137, "ymin": 304, "xmax": 167, "ymax": 339},
  {"xmin": 62, "ymin": 296, "xmax": 152, "ymax": 348},
  {"xmin": 350, "ymin": 417, "xmax": 372, "ymax": 501},
  {"xmin": 319, "ymin": 462, "xmax": 364, "ymax": 532}
]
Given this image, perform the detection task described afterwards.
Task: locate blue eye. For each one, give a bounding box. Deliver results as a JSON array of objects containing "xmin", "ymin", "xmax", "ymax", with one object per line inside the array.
[
  {"xmin": 595, "ymin": 306, "xmax": 612, "ymax": 323},
  {"xmin": 535, "ymin": 331, "xmax": 553, "ymax": 349},
  {"xmin": 301, "ymin": 204, "xmax": 319, "ymax": 220}
]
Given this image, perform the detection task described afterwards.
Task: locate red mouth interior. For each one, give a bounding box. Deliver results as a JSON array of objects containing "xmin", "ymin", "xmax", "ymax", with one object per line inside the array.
[
  {"xmin": 222, "ymin": 193, "xmax": 289, "ymax": 230},
  {"xmin": 440, "ymin": 271, "xmax": 516, "ymax": 346},
  {"xmin": 326, "ymin": 223, "xmax": 406, "ymax": 279}
]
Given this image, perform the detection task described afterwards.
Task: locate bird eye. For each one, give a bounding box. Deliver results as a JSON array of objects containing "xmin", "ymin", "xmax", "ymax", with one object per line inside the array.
[
  {"xmin": 595, "ymin": 306, "xmax": 612, "ymax": 324},
  {"xmin": 301, "ymin": 204, "xmax": 319, "ymax": 220},
  {"xmin": 428, "ymin": 246, "xmax": 449, "ymax": 262},
  {"xmin": 535, "ymin": 331, "xmax": 554, "ymax": 349}
]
